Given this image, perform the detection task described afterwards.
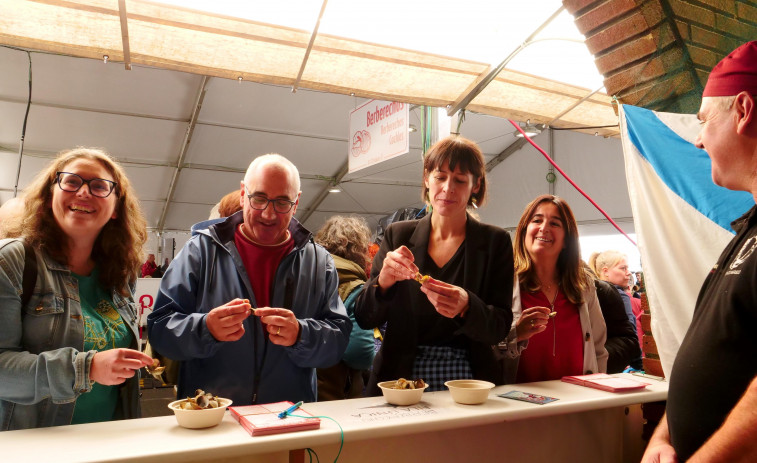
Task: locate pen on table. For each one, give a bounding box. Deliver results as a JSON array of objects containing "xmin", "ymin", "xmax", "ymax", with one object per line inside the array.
[
  {"xmin": 631, "ymin": 371, "xmax": 666, "ymax": 381},
  {"xmin": 278, "ymin": 401, "xmax": 303, "ymax": 419}
]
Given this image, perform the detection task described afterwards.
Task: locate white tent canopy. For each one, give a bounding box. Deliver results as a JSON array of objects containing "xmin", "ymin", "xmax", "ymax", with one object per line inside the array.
[{"xmin": 0, "ymin": 0, "xmax": 633, "ymax": 256}]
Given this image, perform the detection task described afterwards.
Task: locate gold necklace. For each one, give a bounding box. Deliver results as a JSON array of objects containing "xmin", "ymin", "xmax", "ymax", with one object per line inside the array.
[
  {"xmin": 548, "ymin": 288, "xmax": 559, "ymax": 357},
  {"xmin": 238, "ymin": 224, "xmax": 290, "ymax": 247}
]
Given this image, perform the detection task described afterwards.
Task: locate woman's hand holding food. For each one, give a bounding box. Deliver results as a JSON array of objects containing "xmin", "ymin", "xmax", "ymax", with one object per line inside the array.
[
  {"xmin": 90, "ymin": 348, "xmax": 153, "ymax": 386},
  {"xmin": 515, "ymin": 306, "xmax": 552, "ymax": 341},
  {"xmin": 206, "ymin": 298, "xmax": 252, "ymax": 342},
  {"xmin": 420, "ymin": 278, "xmax": 470, "ymax": 318},
  {"xmin": 254, "ymin": 307, "xmax": 300, "ymax": 347},
  {"xmin": 378, "ymin": 245, "xmax": 419, "ymax": 291}
]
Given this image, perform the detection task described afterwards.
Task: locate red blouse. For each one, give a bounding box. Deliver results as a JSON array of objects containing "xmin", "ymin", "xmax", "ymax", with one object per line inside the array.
[{"xmin": 516, "ymin": 288, "xmax": 584, "ymax": 383}]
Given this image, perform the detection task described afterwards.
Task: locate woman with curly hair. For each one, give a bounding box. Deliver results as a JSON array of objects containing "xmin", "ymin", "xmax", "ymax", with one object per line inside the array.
[
  {"xmin": 0, "ymin": 147, "xmax": 152, "ymax": 430},
  {"xmin": 314, "ymin": 215, "xmax": 375, "ymax": 400},
  {"xmin": 499, "ymin": 194, "xmax": 607, "ymax": 383}
]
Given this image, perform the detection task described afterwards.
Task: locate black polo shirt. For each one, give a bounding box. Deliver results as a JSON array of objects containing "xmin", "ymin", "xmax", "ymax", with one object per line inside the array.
[{"xmin": 668, "ymin": 205, "xmax": 757, "ymax": 461}]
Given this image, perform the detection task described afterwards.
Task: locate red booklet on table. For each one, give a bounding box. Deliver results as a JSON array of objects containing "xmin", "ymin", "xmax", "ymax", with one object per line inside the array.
[
  {"xmin": 229, "ymin": 401, "xmax": 320, "ymax": 436},
  {"xmin": 561, "ymin": 374, "xmax": 650, "ymax": 392}
]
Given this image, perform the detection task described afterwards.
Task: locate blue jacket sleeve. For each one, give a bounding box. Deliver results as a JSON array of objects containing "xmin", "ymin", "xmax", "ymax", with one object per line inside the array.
[
  {"xmin": 286, "ymin": 250, "xmax": 351, "ymax": 368},
  {"xmin": 146, "ymin": 237, "xmax": 222, "ymax": 361}
]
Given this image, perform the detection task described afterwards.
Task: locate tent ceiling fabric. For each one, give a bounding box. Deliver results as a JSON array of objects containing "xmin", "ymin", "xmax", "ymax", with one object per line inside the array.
[{"xmin": 0, "ymin": 0, "xmax": 619, "ymax": 138}]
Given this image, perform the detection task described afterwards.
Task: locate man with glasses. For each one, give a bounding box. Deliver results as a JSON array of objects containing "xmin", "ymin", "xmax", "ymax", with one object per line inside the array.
[{"xmin": 148, "ymin": 154, "xmax": 351, "ymax": 405}]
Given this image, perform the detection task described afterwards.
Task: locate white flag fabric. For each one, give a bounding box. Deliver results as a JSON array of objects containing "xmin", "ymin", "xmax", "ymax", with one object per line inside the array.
[{"xmin": 619, "ymin": 105, "xmax": 753, "ymax": 377}]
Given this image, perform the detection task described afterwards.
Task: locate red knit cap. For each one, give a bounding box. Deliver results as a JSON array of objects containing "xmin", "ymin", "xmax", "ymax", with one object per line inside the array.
[{"xmin": 703, "ymin": 41, "xmax": 757, "ymax": 97}]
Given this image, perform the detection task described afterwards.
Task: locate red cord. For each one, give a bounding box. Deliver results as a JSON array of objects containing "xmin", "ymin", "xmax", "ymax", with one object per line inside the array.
[{"xmin": 509, "ymin": 119, "xmax": 636, "ymax": 247}]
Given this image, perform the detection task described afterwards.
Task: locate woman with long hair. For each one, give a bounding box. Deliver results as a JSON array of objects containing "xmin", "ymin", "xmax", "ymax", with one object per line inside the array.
[
  {"xmin": 499, "ymin": 194, "xmax": 607, "ymax": 382},
  {"xmin": 356, "ymin": 135, "xmax": 514, "ymax": 393},
  {"xmin": 0, "ymin": 147, "xmax": 152, "ymax": 430}
]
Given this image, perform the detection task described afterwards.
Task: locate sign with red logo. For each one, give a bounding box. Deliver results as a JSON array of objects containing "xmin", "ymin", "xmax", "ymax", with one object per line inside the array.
[{"xmin": 348, "ymin": 99, "xmax": 409, "ymax": 173}]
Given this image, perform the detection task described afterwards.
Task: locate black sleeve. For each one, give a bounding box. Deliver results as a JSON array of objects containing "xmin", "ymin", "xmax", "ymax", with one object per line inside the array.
[{"xmin": 594, "ymin": 279, "xmax": 642, "ymax": 373}]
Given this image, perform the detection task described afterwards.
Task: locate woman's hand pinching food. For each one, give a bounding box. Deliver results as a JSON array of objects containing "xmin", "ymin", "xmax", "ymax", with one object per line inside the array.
[
  {"xmin": 90, "ymin": 348, "xmax": 153, "ymax": 386},
  {"xmin": 420, "ymin": 279, "xmax": 469, "ymax": 318},
  {"xmin": 377, "ymin": 245, "xmax": 418, "ymax": 290},
  {"xmin": 515, "ymin": 306, "xmax": 551, "ymax": 341}
]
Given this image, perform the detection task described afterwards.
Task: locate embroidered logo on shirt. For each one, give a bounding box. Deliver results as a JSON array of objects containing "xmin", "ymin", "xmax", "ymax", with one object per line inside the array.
[{"xmin": 727, "ymin": 237, "xmax": 757, "ymax": 275}]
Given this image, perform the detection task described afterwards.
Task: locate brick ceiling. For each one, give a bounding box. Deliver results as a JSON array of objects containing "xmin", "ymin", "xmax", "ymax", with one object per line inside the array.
[{"xmin": 564, "ymin": 0, "xmax": 757, "ymax": 114}]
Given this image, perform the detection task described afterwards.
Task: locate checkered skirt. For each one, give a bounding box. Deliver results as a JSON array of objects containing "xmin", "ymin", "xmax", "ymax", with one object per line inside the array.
[{"xmin": 412, "ymin": 345, "xmax": 473, "ymax": 392}]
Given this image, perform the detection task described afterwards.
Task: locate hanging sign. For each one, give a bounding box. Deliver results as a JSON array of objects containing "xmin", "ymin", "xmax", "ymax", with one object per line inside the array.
[{"xmin": 348, "ymin": 99, "xmax": 409, "ymax": 173}]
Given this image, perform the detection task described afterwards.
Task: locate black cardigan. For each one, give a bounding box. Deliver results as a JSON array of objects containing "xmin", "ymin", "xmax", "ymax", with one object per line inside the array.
[
  {"xmin": 355, "ymin": 213, "xmax": 514, "ymax": 395},
  {"xmin": 593, "ymin": 279, "xmax": 642, "ymax": 373}
]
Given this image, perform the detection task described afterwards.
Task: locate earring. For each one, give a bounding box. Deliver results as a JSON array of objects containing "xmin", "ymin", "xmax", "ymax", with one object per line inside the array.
[{"xmin": 471, "ymin": 196, "xmax": 478, "ymax": 209}]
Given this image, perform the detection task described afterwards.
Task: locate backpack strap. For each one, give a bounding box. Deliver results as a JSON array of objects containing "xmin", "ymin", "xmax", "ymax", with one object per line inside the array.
[{"xmin": 21, "ymin": 241, "xmax": 38, "ymax": 309}]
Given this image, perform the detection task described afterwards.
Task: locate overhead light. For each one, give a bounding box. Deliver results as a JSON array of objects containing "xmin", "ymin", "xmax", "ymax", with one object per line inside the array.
[
  {"xmin": 515, "ymin": 119, "xmax": 542, "ymax": 138},
  {"xmin": 408, "ymin": 124, "xmax": 417, "ymax": 133},
  {"xmin": 328, "ymin": 184, "xmax": 341, "ymax": 193}
]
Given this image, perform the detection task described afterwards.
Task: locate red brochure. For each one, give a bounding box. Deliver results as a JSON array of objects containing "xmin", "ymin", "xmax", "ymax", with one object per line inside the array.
[
  {"xmin": 561, "ymin": 374, "xmax": 650, "ymax": 392},
  {"xmin": 229, "ymin": 401, "xmax": 321, "ymax": 436}
]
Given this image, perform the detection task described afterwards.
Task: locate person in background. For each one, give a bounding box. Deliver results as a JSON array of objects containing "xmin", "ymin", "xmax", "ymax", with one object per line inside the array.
[
  {"xmin": 140, "ymin": 253, "xmax": 159, "ymax": 278},
  {"xmin": 0, "ymin": 147, "xmax": 152, "ymax": 430},
  {"xmin": 217, "ymin": 190, "xmax": 244, "ymax": 218},
  {"xmin": 642, "ymin": 41, "xmax": 757, "ymax": 462},
  {"xmin": 148, "ymin": 154, "xmax": 350, "ymax": 405},
  {"xmin": 160, "ymin": 258, "xmax": 170, "ymax": 275},
  {"xmin": 356, "ymin": 135, "xmax": 514, "ymax": 393},
  {"xmin": 584, "ymin": 263, "xmax": 641, "ymax": 373},
  {"xmin": 589, "ymin": 250, "xmax": 642, "ymax": 369},
  {"xmin": 0, "ymin": 197, "xmax": 26, "ymax": 239},
  {"xmin": 314, "ymin": 215, "xmax": 375, "ymax": 400},
  {"xmin": 499, "ymin": 194, "xmax": 607, "ymax": 383}
]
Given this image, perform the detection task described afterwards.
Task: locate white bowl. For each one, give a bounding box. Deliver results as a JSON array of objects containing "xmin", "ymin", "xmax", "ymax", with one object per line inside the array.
[
  {"xmin": 445, "ymin": 380, "xmax": 494, "ymax": 405},
  {"xmin": 168, "ymin": 398, "xmax": 232, "ymax": 429},
  {"xmin": 378, "ymin": 380, "xmax": 429, "ymax": 406}
]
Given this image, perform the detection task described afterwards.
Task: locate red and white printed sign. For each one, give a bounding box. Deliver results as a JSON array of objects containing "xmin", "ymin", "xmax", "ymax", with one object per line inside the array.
[{"xmin": 348, "ymin": 99, "xmax": 409, "ymax": 173}]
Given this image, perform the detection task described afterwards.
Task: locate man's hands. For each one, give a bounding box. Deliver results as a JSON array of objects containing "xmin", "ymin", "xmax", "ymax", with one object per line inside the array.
[
  {"xmin": 255, "ymin": 307, "xmax": 300, "ymax": 347},
  {"xmin": 641, "ymin": 414, "xmax": 679, "ymax": 463},
  {"xmin": 205, "ymin": 299, "xmax": 299, "ymax": 347},
  {"xmin": 206, "ymin": 298, "xmax": 252, "ymax": 342},
  {"xmin": 90, "ymin": 348, "xmax": 153, "ymax": 386}
]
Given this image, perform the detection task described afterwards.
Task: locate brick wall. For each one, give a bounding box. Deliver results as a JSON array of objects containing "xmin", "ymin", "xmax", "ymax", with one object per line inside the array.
[{"xmin": 563, "ymin": 0, "xmax": 757, "ymax": 114}]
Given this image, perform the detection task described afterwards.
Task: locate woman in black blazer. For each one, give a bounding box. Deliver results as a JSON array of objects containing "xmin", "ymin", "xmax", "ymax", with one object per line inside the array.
[{"xmin": 356, "ymin": 136, "xmax": 514, "ymax": 394}]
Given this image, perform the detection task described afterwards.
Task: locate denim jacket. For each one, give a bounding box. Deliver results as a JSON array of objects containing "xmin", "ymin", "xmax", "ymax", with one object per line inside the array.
[{"xmin": 0, "ymin": 239, "xmax": 141, "ymax": 430}]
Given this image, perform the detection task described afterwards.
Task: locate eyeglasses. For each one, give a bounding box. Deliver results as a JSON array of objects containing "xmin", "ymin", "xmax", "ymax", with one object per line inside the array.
[
  {"xmin": 56, "ymin": 172, "xmax": 118, "ymax": 198},
  {"xmin": 245, "ymin": 188, "xmax": 296, "ymax": 214}
]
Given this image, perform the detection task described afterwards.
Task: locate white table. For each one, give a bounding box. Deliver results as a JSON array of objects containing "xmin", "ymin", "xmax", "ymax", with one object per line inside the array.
[{"xmin": 0, "ymin": 374, "xmax": 666, "ymax": 463}]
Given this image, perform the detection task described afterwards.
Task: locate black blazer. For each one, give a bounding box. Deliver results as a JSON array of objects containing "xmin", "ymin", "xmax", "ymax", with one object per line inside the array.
[{"xmin": 356, "ymin": 213, "xmax": 514, "ymax": 395}]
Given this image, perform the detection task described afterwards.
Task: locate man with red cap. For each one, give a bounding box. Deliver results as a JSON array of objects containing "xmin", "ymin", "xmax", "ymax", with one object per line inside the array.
[{"xmin": 643, "ymin": 41, "xmax": 757, "ymax": 462}]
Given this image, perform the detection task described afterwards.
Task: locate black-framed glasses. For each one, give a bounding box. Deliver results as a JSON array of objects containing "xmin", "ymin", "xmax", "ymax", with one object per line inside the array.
[
  {"xmin": 245, "ymin": 187, "xmax": 296, "ymax": 214},
  {"xmin": 56, "ymin": 172, "xmax": 118, "ymax": 198}
]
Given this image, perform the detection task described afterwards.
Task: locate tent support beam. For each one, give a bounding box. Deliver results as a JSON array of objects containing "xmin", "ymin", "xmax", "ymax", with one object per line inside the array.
[
  {"xmin": 298, "ymin": 161, "xmax": 348, "ymax": 224},
  {"xmin": 157, "ymin": 76, "xmax": 209, "ymax": 232},
  {"xmin": 447, "ymin": 6, "xmax": 564, "ymax": 116},
  {"xmin": 486, "ymin": 84, "xmax": 605, "ymax": 173},
  {"xmin": 292, "ymin": 0, "xmax": 328, "ymax": 93},
  {"xmin": 118, "ymin": 0, "xmax": 132, "ymax": 70}
]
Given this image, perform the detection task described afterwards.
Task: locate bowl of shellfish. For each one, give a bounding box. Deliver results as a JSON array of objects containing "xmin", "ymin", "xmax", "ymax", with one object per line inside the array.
[
  {"xmin": 377, "ymin": 378, "xmax": 428, "ymax": 406},
  {"xmin": 444, "ymin": 379, "xmax": 494, "ymax": 405},
  {"xmin": 168, "ymin": 389, "xmax": 232, "ymax": 429}
]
